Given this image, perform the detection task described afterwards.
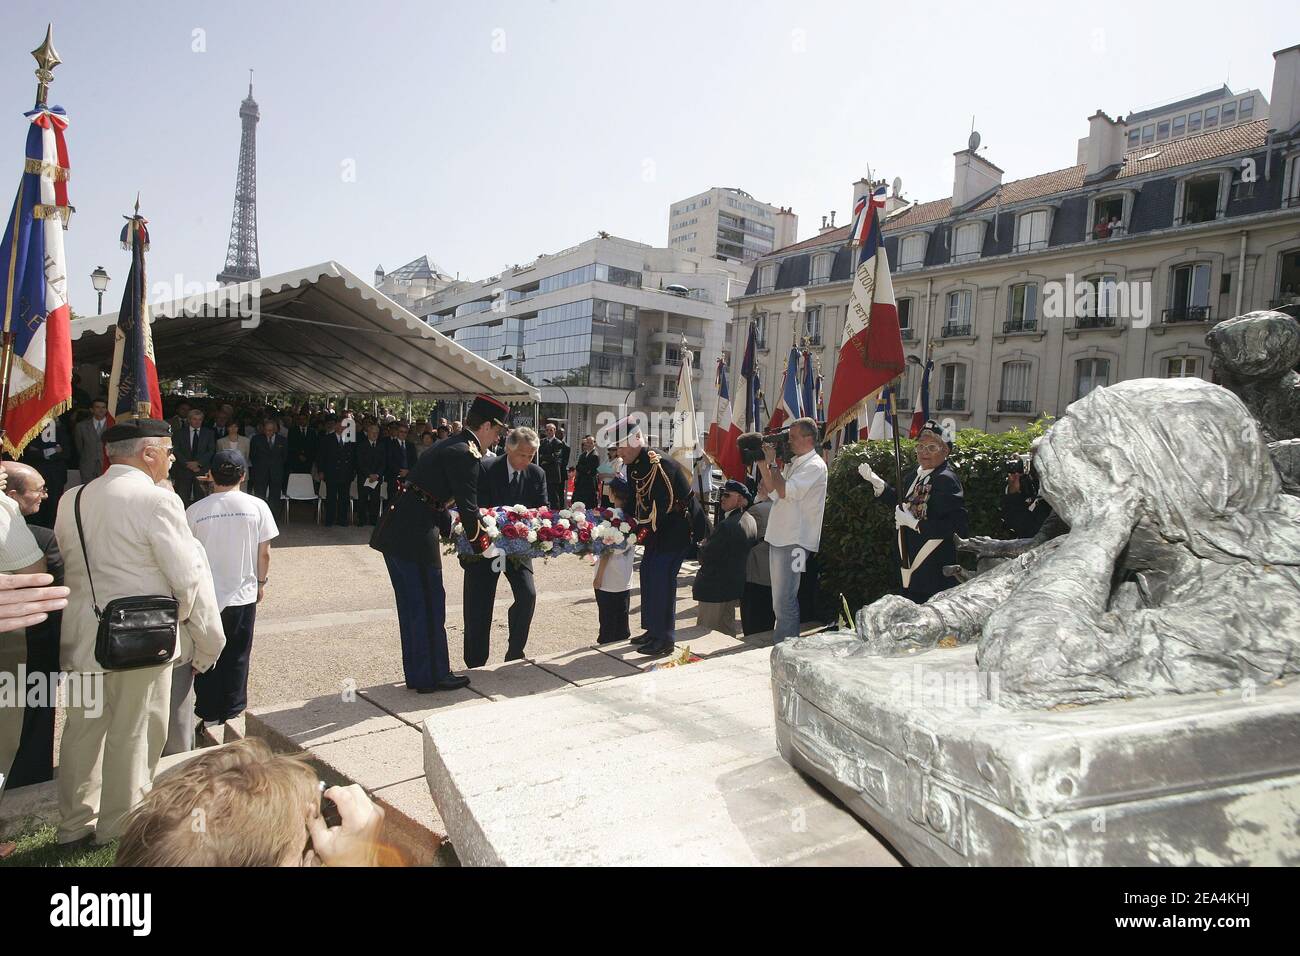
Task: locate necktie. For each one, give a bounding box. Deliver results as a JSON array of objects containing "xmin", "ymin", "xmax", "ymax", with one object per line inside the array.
[{"xmin": 510, "ymin": 471, "xmax": 521, "ymax": 501}]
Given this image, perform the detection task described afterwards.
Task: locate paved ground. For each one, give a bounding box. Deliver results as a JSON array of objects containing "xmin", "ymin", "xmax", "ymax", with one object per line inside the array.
[{"xmin": 248, "ymin": 516, "xmax": 710, "ymax": 709}]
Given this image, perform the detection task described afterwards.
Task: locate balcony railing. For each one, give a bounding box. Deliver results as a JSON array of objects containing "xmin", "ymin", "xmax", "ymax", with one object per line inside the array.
[
  {"xmin": 941, "ymin": 323, "xmax": 973, "ymax": 338},
  {"xmin": 997, "ymin": 399, "xmax": 1033, "ymax": 413},
  {"xmin": 1074, "ymin": 315, "xmax": 1118, "ymax": 330},
  {"xmin": 936, "ymin": 396, "xmax": 966, "ymax": 411},
  {"xmin": 1162, "ymin": 306, "xmax": 1212, "ymax": 324},
  {"xmin": 1002, "ymin": 319, "xmax": 1038, "ymax": 334},
  {"xmin": 900, "ymin": 326, "xmax": 916, "ymax": 341}
]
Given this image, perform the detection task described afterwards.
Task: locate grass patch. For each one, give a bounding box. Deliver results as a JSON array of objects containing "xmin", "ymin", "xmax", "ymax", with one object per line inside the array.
[{"xmin": 0, "ymin": 823, "xmax": 116, "ymax": 867}]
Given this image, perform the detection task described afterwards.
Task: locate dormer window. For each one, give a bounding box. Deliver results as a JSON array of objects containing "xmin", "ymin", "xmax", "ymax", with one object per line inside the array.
[
  {"xmin": 1014, "ymin": 209, "xmax": 1050, "ymax": 252},
  {"xmin": 809, "ymin": 252, "xmax": 833, "ymax": 285},
  {"xmin": 1089, "ymin": 193, "xmax": 1129, "ymax": 240},
  {"xmin": 1177, "ymin": 173, "xmax": 1224, "ymax": 225},
  {"xmin": 757, "ymin": 263, "xmax": 776, "ymax": 293},
  {"xmin": 898, "ymin": 234, "xmax": 927, "ymax": 271},
  {"xmin": 952, "ymin": 223, "xmax": 983, "ymax": 262}
]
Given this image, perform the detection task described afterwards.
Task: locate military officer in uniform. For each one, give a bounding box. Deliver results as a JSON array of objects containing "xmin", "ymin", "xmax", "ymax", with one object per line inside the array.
[
  {"xmin": 612, "ymin": 417, "xmax": 695, "ymax": 656},
  {"xmin": 370, "ymin": 395, "xmax": 507, "ymax": 692},
  {"xmin": 856, "ymin": 420, "xmax": 969, "ymax": 603}
]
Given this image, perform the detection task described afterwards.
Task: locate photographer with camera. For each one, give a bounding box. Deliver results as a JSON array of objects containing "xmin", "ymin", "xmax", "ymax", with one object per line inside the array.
[
  {"xmin": 1001, "ymin": 455, "xmax": 1052, "ymax": 539},
  {"xmin": 856, "ymin": 419, "xmax": 969, "ymax": 604},
  {"xmin": 756, "ymin": 417, "xmax": 827, "ymax": 643}
]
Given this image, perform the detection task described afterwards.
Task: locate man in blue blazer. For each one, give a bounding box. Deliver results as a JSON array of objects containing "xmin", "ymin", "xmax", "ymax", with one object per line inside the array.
[{"xmin": 461, "ymin": 426, "xmax": 548, "ymax": 666}]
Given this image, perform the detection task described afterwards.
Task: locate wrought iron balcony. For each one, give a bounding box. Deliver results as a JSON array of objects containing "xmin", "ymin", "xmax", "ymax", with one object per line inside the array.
[
  {"xmin": 936, "ymin": 397, "xmax": 966, "ymax": 411},
  {"xmin": 1162, "ymin": 306, "xmax": 1212, "ymax": 324},
  {"xmin": 1002, "ymin": 319, "xmax": 1038, "ymax": 334},
  {"xmin": 997, "ymin": 400, "xmax": 1033, "ymax": 413},
  {"xmin": 941, "ymin": 323, "xmax": 972, "ymax": 338},
  {"xmin": 1074, "ymin": 315, "xmax": 1118, "ymax": 330}
]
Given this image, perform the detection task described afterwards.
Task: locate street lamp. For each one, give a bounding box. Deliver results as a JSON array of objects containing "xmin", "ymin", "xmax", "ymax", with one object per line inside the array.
[
  {"xmin": 90, "ymin": 265, "xmax": 110, "ymax": 314},
  {"xmin": 542, "ymin": 378, "xmax": 571, "ymax": 436},
  {"xmin": 620, "ymin": 381, "xmax": 645, "ymax": 420}
]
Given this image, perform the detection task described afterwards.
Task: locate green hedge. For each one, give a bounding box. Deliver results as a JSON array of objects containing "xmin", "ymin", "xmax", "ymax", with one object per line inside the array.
[{"xmin": 818, "ymin": 419, "xmax": 1050, "ymax": 619}]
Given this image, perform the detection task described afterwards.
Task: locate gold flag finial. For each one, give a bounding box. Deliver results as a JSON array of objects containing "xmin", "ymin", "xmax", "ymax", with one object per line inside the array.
[{"xmin": 32, "ymin": 24, "xmax": 61, "ymax": 108}]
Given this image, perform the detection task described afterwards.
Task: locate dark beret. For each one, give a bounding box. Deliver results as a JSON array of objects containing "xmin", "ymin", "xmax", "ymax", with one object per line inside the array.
[{"xmin": 101, "ymin": 418, "xmax": 172, "ymax": 443}]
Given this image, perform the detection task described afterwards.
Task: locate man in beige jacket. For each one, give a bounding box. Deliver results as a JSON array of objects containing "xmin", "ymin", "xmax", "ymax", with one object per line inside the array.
[{"xmin": 53, "ymin": 419, "xmax": 209, "ymax": 845}]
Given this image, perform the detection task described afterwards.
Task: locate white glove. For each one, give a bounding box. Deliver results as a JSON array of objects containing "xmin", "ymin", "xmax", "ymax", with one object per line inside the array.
[
  {"xmin": 894, "ymin": 506, "xmax": 920, "ymax": 531},
  {"xmin": 482, "ymin": 543, "xmax": 502, "ymax": 560},
  {"xmin": 858, "ymin": 462, "xmax": 885, "ymax": 497}
]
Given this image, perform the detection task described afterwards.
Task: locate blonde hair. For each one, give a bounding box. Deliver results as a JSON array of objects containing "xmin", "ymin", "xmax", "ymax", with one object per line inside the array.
[{"xmin": 115, "ymin": 738, "xmax": 320, "ymax": 867}]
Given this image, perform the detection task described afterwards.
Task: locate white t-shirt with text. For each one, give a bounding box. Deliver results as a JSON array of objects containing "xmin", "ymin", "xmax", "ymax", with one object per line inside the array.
[{"xmin": 185, "ymin": 490, "xmax": 279, "ymax": 609}]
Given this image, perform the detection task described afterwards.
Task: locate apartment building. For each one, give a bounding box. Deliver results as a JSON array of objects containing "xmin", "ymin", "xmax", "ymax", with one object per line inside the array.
[
  {"xmin": 669, "ymin": 187, "xmax": 798, "ymax": 262},
  {"xmin": 730, "ymin": 44, "xmax": 1300, "ymax": 433}
]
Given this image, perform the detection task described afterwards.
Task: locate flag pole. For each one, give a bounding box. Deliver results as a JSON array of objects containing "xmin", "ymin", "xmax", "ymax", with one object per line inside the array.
[
  {"xmin": 1, "ymin": 26, "xmax": 62, "ymax": 447},
  {"xmin": 887, "ymin": 378, "xmax": 904, "ymax": 493}
]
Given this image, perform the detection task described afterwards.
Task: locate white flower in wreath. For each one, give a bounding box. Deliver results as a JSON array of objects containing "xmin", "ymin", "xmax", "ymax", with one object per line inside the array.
[
  {"xmin": 526, "ymin": 530, "xmax": 538, "ymax": 543},
  {"xmin": 451, "ymin": 522, "xmax": 464, "ymax": 536},
  {"xmin": 556, "ymin": 518, "xmax": 570, "ymax": 529},
  {"xmin": 559, "ymin": 509, "xmax": 572, "ymax": 520},
  {"xmin": 512, "ymin": 504, "xmax": 528, "ymax": 514},
  {"xmin": 482, "ymin": 514, "xmax": 498, "ymax": 529},
  {"xmin": 618, "ymin": 522, "xmax": 631, "ymax": 533},
  {"xmin": 540, "ymin": 541, "xmax": 553, "ymax": 552},
  {"xmin": 541, "ymin": 519, "xmax": 552, "ymax": 528}
]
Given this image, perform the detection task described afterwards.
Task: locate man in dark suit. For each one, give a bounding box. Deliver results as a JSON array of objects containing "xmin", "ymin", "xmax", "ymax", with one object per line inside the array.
[
  {"xmin": 354, "ymin": 422, "xmax": 387, "ymax": 526},
  {"xmin": 74, "ymin": 399, "xmax": 110, "ymax": 484},
  {"xmin": 315, "ymin": 416, "xmax": 356, "ymax": 527},
  {"xmin": 383, "ymin": 422, "xmax": 418, "ymax": 505},
  {"xmin": 461, "ymin": 426, "xmax": 548, "ymax": 667},
  {"xmin": 537, "ymin": 422, "xmax": 569, "ymax": 510},
  {"xmin": 172, "ymin": 407, "xmax": 216, "ymax": 505},
  {"xmin": 19, "ymin": 419, "xmax": 71, "ymax": 528},
  {"xmin": 286, "ymin": 412, "xmax": 317, "ymax": 488},
  {"xmin": 249, "ymin": 418, "xmax": 289, "ymax": 519},
  {"xmin": 572, "ymin": 434, "xmax": 600, "ymax": 508},
  {"xmin": 693, "ymin": 480, "xmax": 758, "ymax": 636},
  {"xmin": 370, "ymin": 394, "xmax": 508, "ymax": 692}
]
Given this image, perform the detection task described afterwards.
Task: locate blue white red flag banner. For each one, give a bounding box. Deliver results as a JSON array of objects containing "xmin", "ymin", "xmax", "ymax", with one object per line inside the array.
[
  {"xmin": 0, "ymin": 104, "xmax": 73, "ymax": 456},
  {"xmin": 824, "ymin": 183, "xmax": 905, "ymax": 436},
  {"xmin": 708, "ymin": 355, "xmax": 747, "ymax": 480},
  {"xmin": 909, "ymin": 357, "xmax": 934, "ymax": 438},
  {"xmin": 768, "ymin": 346, "xmax": 805, "ymax": 432},
  {"xmin": 799, "ymin": 349, "xmax": 817, "ymax": 423},
  {"xmin": 106, "ymin": 210, "xmax": 162, "ymax": 425},
  {"xmin": 867, "ymin": 384, "xmax": 894, "ymax": 440},
  {"xmin": 849, "ymin": 183, "xmax": 887, "ymax": 246}
]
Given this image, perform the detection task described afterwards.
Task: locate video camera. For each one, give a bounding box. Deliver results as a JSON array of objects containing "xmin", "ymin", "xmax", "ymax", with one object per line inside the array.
[
  {"xmin": 737, "ymin": 428, "xmax": 794, "ymax": 464},
  {"xmin": 1005, "ymin": 454, "xmax": 1032, "ymax": 476}
]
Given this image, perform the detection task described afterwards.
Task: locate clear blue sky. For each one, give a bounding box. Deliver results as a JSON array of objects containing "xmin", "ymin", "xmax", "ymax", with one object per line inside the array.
[{"xmin": 2, "ymin": 0, "xmax": 1289, "ymax": 313}]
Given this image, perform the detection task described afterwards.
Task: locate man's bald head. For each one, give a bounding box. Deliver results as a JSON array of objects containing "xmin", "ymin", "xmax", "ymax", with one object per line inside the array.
[{"xmin": 2, "ymin": 461, "xmax": 47, "ymax": 516}]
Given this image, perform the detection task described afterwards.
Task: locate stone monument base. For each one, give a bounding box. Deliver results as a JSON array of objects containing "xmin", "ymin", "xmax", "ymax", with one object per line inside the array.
[{"xmin": 772, "ymin": 633, "xmax": 1300, "ymax": 866}]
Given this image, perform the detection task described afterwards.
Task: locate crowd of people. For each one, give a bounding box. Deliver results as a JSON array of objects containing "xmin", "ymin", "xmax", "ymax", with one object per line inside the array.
[{"xmin": 0, "ymin": 379, "xmax": 1056, "ymax": 866}]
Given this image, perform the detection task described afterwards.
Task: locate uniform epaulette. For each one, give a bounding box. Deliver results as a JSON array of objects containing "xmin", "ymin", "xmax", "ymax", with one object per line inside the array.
[
  {"xmin": 467, "ymin": 443, "xmax": 481, "ymax": 459},
  {"xmin": 647, "ymin": 450, "xmax": 660, "ymax": 465}
]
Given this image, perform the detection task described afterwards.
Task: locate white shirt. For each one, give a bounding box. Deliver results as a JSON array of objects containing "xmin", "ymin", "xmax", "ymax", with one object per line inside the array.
[
  {"xmin": 596, "ymin": 538, "xmax": 636, "ymax": 593},
  {"xmin": 764, "ymin": 449, "xmax": 828, "ymax": 552},
  {"xmin": 185, "ymin": 490, "xmax": 279, "ymax": 609}
]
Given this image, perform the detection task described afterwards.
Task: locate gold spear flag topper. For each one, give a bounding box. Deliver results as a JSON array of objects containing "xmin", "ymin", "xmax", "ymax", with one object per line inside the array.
[{"xmin": 32, "ymin": 24, "xmax": 61, "ymax": 108}]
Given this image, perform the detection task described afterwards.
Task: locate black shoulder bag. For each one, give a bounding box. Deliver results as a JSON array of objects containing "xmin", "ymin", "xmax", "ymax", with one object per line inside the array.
[{"xmin": 74, "ymin": 486, "xmax": 179, "ymax": 670}]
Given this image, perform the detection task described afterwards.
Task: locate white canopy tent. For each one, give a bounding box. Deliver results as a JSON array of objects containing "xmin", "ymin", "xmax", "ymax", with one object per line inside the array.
[{"xmin": 70, "ymin": 261, "xmax": 539, "ymax": 406}]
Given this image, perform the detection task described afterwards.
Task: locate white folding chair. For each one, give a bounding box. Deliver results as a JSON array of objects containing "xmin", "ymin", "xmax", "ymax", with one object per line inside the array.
[{"xmin": 285, "ymin": 473, "xmax": 317, "ymax": 524}]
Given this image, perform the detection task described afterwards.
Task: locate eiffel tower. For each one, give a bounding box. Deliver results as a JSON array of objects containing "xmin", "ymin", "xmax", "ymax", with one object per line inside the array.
[{"xmin": 217, "ymin": 72, "xmax": 260, "ymax": 284}]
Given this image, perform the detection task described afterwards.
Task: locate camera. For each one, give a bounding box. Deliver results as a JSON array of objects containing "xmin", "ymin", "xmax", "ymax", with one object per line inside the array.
[
  {"xmin": 1005, "ymin": 454, "xmax": 1031, "ymax": 476},
  {"xmin": 762, "ymin": 429, "xmax": 794, "ymax": 462}
]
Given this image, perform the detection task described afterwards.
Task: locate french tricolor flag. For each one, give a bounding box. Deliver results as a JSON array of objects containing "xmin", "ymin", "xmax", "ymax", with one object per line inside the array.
[
  {"xmin": 824, "ymin": 184, "xmax": 905, "ymax": 436},
  {"xmin": 106, "ymin": 208, "xmax": 163, "ymax": 429},
  {"xmin": 708, "ymin": 356, "xmax": 747, "ymax": 480}
]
